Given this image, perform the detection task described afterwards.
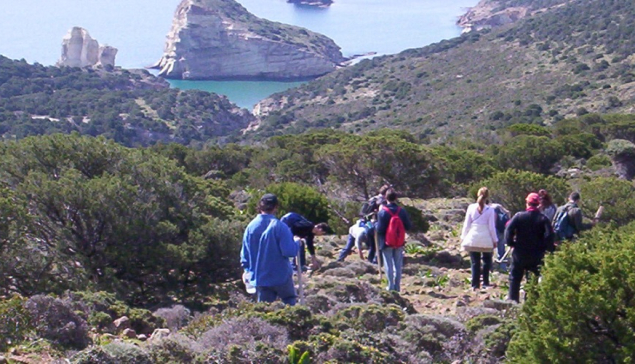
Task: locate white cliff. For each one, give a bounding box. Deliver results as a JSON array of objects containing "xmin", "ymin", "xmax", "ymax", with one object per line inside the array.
[
  {"xmin": 57, "ymin": 27, "xmax": 117, "ymax": 68},
  {"xmin": 152, "ymin": 0, "xmax": 344, "ymax": 80}
]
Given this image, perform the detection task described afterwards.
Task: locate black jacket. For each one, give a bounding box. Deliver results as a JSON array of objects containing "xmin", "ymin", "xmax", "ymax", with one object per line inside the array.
[{"xmin": 504, "ymin": 210, "xmax": 555, "ymax": 256}]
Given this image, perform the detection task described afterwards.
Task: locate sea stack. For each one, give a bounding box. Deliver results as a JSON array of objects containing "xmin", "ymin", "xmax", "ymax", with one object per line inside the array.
[
  {"xmin": 57, "ymin": 27, "xmax": 118, "ymax": 68},
  {"xmin": 152, "ymin": 0, "xmax": 344, "ymax": 80}
]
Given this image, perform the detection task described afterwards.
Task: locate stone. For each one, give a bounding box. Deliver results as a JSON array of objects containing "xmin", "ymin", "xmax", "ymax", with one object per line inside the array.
[
  {"xmin": 152, "ymin": 0, "xmax": 344, "ymax": 80},
  {"xmin": 0, "ymin": 356, "xmax": 7, "ymax": 364},
  {"xmin": 57, "ymin": 27, "xmax": 117, "ymax": 68},
  {"xmin": 483, "ymin": 299, "xmax": 518, "ymax": 311},
  {"xmin": 150, "ymin": 328, "xmax": 171, "ymax": 341},
  {"xmin": 113, "ymin": 316, "xmax": 130, "ymax": 332},
  {"xmin": 137, "ymin": 334, "xmax": 148, "ymax": 341},
  {"xmin": 122, "ymin": 328, "xmax": 137, "ymax": 338}
]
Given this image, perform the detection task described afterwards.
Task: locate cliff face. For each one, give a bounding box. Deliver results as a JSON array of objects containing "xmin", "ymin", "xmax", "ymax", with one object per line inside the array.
[
  {"xmin": 57, "ymin": 27, "xmax": 118, "ymax": 68},
  {"xmin": 153, "ymin": 0, "xmax": 344, "ymax": 80},
  {"xmin": 457, "ymin": 1, "xmax": 529, "ymax": 32}
]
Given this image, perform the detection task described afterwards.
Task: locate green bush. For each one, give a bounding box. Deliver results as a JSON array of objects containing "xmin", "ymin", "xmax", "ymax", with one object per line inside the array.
[
  {"xmin": 103, "ymin": 342, "xmax": 153, "ymax": 364},
  {"xmin": 606, "ymin": 139, "xmax": 635, "ymax": 157},
  {"xmin": 247, "ymin": 182, "xmax": 330, "ymax": 225},
  {"xmin": 494, "ymin": 136, "xmax": 565, "ymax": 174},
  {"xmin": 507, "ymin": 227, "xmax": 635, "ymax": 363},
  {"xmin": 402, "ymin": 205, "xmax": 430, "ymax": 234},
  {"xmin": 586, "ymin": 154, "xmax": 612, "ymax": 171},
  {"xmin": 333, "ymin": 304, "xmax": 405, "ymax": 332},
  {"xmin": 0, "ymin": 295, "xmax": 32, "ymax": 352},
  {"xmin": 579, "ymin": 177, "xmax": 635, "ymax": 226},
  {"xmin": 472, "ymin": 170, "xmax": 570, "ymax": 214}
]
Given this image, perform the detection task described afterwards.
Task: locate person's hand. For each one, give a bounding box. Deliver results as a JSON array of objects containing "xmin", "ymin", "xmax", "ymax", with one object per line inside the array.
[
  {"xmin": 310, "ymin": 255, "xmax": 322, "ymax": 270},
  {"xmin": 493, "ymin": 241, "xmax": 498, "ymax": 249}
]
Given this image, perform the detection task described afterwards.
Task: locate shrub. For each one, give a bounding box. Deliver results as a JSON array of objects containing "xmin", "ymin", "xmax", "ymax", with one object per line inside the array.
[
  {"xmin": 400, "ymin": 315, "xmax": 466, "ymax": 361},
  {"xmin": 494, "ymin": 135, "xmax": 565, "ymax": 174},
  {"xmin": 0, "ymin": 295, "xmax": 32, "ymax": 352},
  {"xmin": 25, "ymin": 295, "xmax": 90, "ymax": 349},
  {"xmin": 507, "ymin": 227, "xmax": 635, "ymax": 363},
  {"xmin": 465, "ymin": 314, "xmax": 503, "ymax": 333},
  {"xmin": 153, "ymin": 305, "xmax": 192, "ymax": 332},
  {"xmin": 333, "ymin": 304, "xmax": 405, "ymax": 332},
  {"xmin": 71, "ymin": 346, "xmax": 117, "ymax": 364},
  {"xmin": 197, "ymin": 316, "xmax": 289, "ymax": 354},
  {"xmin": 246, "ymin": 182, "xmax": 330, "ymax": 225},
  {"xmin": 579, "ymin": 177, "xmax": 635, "ymax": 226},
  {"xmin": 147, "ymin": 334, "xmax": 200, "ymax": 364},
  {"xmin": 401, "ymin": 205, "xmax": 430, "ymax": 234},
  {"xmin": 103, "ymin": 342, "xmax": 153, "ymax": 364},
  {"xmin": 586, "ymin": 154, "xmax": 612, "ymax": 171},
  {"xmin": 472, "ymin": 170, "xmax": 570, "ymax": 214},
  {"xmin": 109, "ymin": 302, "xmax": 166, "ymax": 335}
]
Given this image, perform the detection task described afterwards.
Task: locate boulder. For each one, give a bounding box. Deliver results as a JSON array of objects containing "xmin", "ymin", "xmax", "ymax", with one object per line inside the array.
[
  {"xmin": 122, "ymin": 328, "xmax": 137, "ymax": 338},
  {"xmin": 150, "ymin": 328, "xmax": 171, "ymax": 341},
  {"xmin": 57, "ymin": 27, "xmax": 117, "ymax": 68},
  {"xmin": 113, "ymin": 316, "xmax": 130, "ymax": 332},
  {"xmin": 152, "ymin": 0, "xmax": 344, "ymax": 80}
]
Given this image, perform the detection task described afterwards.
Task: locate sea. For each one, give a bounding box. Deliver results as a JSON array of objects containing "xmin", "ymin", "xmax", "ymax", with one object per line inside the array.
[{"xmin": 0, "ymin": 0, "xmax": 476, "ymax": 109}]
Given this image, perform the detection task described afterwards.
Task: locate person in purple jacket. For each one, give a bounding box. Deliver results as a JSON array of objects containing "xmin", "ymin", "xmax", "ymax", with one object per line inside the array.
[{"xmin": 241, "ymin": 193, "xmax": 299, "ymax": 305}]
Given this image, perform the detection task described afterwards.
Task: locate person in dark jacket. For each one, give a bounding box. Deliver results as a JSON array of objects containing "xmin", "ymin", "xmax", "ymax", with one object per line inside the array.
[
  {"xmin": 280, "ymin": 212, "xmax": 329, "ymax": 271},
  {"xmin": 552, "ymin": 192, "xmax": 597, "ymax": 242},
  {"xmin": 377, "ymin": 189, "xmax": 412, "ymax": 292},
  {"xmin": 504, "ymin": 192, "xmax": 555, "ymax": 302}
]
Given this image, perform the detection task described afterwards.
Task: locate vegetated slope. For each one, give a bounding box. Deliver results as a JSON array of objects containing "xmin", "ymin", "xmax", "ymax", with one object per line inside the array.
[
  {"xmin": 0, "ymin": 56, "xmax": 255, "ymax": 146},
  {"xmin": 251, "ymin": 0, "xmax": 635, "ymax": 142}
]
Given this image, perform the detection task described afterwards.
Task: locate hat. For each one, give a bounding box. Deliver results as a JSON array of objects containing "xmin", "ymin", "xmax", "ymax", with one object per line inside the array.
[
  {"xmin": 260, "ymin": 193, "xmax": 278, "ymax": 205},
  {"xmin": 526, "ymin": 192, "xmax": 540, "ymax": 205}
]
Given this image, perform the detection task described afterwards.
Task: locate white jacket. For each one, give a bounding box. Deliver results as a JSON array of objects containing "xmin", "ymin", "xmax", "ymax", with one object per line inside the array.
[{"xmin": 461, "ymin": 203, "xmax": 498, "ymax": 252}]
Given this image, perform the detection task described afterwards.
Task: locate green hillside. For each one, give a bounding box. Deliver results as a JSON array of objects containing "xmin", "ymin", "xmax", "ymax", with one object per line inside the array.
[
  {"xmin": 0, "ymin": 56, "xmax": 255, "ymax": 146},
  {"xmin": 250, "ymin": 0, "xmax": 635, "ymax": 142}
]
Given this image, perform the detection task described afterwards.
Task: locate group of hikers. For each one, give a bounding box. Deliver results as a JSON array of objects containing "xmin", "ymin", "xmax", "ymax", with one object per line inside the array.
[{"xmin": 240, "ymin": 184, "xmax": 599, "ymax": 305}]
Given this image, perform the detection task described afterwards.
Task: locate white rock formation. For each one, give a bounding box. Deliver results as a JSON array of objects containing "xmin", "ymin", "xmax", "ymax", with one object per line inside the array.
[
  {"xmin": 152, "ymin": 0, "xmax": 344, "ymax": 80},
  {"xmin": 57, "ymin": 27, "xmax": 117, "ymax": 68}
]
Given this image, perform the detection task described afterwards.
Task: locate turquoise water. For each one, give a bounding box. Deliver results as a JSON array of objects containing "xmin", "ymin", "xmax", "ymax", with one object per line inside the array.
[{"xmin": 0, "ymin": 0, "xmax": 476, "ymax": 108}]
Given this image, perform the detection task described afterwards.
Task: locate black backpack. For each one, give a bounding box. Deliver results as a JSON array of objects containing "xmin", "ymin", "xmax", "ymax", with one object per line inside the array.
[
  {"xmin": 494, "ymin": 206, "xmax": 510, "ymax": 234},
  {"xmin": 360, "ymin": 196, "xmax": 381, "ymax": 217}
]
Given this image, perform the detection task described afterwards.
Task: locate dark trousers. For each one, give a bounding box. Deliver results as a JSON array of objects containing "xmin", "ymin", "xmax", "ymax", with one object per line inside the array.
[
  {"xmin": 292, "ymin": 241, "xmax": 307, "ymax": 269},
  {"xmin": 508, "ymin": 253, "xmax": 543, "ymax": 302},
  {"xmin": 470, "ymin": 252, "xmax": 493, "ymax": 288}
]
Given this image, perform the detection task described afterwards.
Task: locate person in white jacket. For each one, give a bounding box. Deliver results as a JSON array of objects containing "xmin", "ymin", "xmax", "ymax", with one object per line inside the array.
[{"xmin": 461, "ymin": 187, "xmax": 498, "ymax": 290}]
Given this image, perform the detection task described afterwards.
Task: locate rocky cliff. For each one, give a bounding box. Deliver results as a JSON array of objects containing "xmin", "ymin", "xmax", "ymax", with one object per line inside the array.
[
  {"xmin": 152, "ymin": 0, "xmax": 344, "ymax": 80},
  {"xmin": 457, "ymin": 0, "xmax": 529, "ymax": 32},
  {"xmin": 57, "ymin": 27, "xmax": 118, "ymax": 68}
]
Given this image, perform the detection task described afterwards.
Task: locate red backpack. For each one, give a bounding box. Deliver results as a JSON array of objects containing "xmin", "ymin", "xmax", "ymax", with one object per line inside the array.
[{"xmin": 383, "ymin": 205, "xmax": 406, "ymax": 248}]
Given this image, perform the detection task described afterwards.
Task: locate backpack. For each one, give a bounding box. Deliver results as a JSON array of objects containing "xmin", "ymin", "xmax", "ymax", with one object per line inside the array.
[
  {"xmin": 360, "ymin": 196, "xmax": 381, "ymax": 217},
  {"xmin": 494, "ymin": 206, "xmax": 510, "ymax": 234},
  {"xmin": 382, "ymin": 206, "xmax": 406, "ymax": 248},
  {"xmin": 553, "ymin": 206, "xmax": 575, "ymax": 240}
]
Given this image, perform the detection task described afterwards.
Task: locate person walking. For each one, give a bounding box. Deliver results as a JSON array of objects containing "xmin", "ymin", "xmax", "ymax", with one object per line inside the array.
[
  {"xmin": 461, "ymin": 187, "xmax": 498, "ymax": 290},
  {"xmin": 538, "ymin": 189, "xmax": 557, "ymax": 222},
  {"xmin": 490, "ymin": 202, "xmax": 510, "ymax": 272},
  {"xmin": 280, "ymin": 212, "xmax": 329, "ymax": 271},
  {"xmin": 241, "ymin": 193, "xmax": 299, "ymax": 305},
  {"xmin": 504, "ymin": 192, "xmax": 555, "ymax": 302},
  {"xmin": 377, "ymin": 188, "xmax": 411, "ymax": 292},
  {"xmin": 552, "ymin": 192, "xmax": 598, "ymax": 243}
]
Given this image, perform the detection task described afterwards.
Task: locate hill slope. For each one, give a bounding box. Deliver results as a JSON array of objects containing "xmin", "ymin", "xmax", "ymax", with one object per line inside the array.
[{"xmin": 250, "ymin": 0, "xmax": 635, "ymax": 142}]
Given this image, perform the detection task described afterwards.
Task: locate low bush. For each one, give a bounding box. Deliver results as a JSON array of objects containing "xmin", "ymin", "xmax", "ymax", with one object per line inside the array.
[
  {"xmin": 25, "ymin": 295, "xmax": 90, "ymax": 349},
  {"xmin": 147, "ymin": 334, "xmax": 200, "ymax": 364},
  {"xmin": 103, "ymin": 342, "xmax": 153, "ymax": 364},
  {"xmin": 0, "ymin": 295, "xmax": 32, "ymax": 352},
  {"xmin": 153, "ymin": 305, "xmax": 192, "ymax": 332}
]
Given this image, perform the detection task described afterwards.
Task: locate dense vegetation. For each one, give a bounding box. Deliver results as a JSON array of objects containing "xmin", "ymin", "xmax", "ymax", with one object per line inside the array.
[
  {"xmin": 0, "ymin": 56, "xmax": 254, "ymax": 146},
  {"xmin": 250, "ymin": 0, "xmax": 635, "ymax": 141}
]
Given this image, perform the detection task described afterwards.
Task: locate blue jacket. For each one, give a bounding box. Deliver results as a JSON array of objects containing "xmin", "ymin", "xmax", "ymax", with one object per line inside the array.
[
  {"xmin": 377, "ymin": 203, "xmax": 412, "ymax": 249},
  {"xmin": 241, "ymin": 214, "xmax": 298, "ymax": 287}
]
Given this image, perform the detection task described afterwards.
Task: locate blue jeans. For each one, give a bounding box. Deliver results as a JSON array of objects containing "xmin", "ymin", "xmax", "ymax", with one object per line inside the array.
[
  {"xmin": 337, "ymin": 234, "xmax": 356, "ymax": 261},
  {"xmin": 382, "ymin": 246, "xmax": 404, "ymax": 292},
  {"xmin": 256, "ymin": 276, "xmax": 297, "ymax": 305},
  {"xmin": 470, "ymin": 252, "xmax": 493, "ymax": 288},
  {"xmin": 496, "ymin": 232, "xmax": 507, "ymax": 271}
]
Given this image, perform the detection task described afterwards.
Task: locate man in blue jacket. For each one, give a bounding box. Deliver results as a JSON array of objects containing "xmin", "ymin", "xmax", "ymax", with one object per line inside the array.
[
  {"xmin": 241, "ymin": 193, "xmax": 299, "ymax": 305},
  {"xmin": 377, "ymin": 188, "xmax": 412, "ymax": 292}
]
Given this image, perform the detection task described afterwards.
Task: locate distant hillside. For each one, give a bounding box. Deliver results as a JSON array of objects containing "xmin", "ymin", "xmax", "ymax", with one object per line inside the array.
[
  {"xmin": 250, "ymin": 0, "xmax": 635, "ymax": 142},
  {"xmin": 0, "ymin": 56, "xmax": 255, "ymax": 146}
]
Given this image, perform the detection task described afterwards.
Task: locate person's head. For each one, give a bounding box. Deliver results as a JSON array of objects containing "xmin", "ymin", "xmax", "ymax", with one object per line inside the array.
[
  {"xmin": 538, "ymin": 189, "xmax": 553, "ymax": 207},
  {"xmin": 569, "ymin": 192, "xmax": 581, "ymax": 203},
  {"xmin": 379, "ymin": 184, "xmax": 391, "ymax": 197},
  {"xmin": 385, "ymin": 188, "xmax": 398, "ymax": 203},
  {"xmin": 476, "ymin": 187, "xmax": 489, "ymax": 212},
  {"xmin": 526, "ymin": 192, "xmax": 540, "ymax": 208},
  {"xmin": 258, "ymin": 193, "xmax": 278, "ymax": 214},
  {"xmin": 312, "ymin": 222, "xmax": 329, "ymax": 236}
]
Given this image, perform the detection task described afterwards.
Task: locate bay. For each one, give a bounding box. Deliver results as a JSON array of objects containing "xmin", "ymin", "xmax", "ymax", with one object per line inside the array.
[{"xmin": 0, "ymin": 0, "xmax": 476, "ymax": 108}]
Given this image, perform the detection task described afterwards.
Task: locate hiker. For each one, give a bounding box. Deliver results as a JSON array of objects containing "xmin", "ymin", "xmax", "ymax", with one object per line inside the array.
[
  {"xmin": 538, "ymin": 189, "xmax": 557, "ymax": 222},
  {"xmin": 490, "ymin": 202, "xmax": 510, "ymax": 272},
  {"xmin": 504, "ymin": 192, "xmax": 555, "ymax": 302},
  {"xmin": 461, "ymin": 187, "xmax": 498, "ymax": 291},
  {"xmin": 552, "ymin": 192, "xmax": 598, "ymax": 243},
  {"xmin": 360, "ymin": 184, "xmax": 390, "ymax": 217},
  {"xmin": 240, "ymin": 193, "xmax": 299, "ymax": 305},
  {"xmin": 377, "ymin": 188, "xmax": 411, "ymax": 292},
  {"xmin": 280, "ymin": 212, "xmax": 329, "ymax": 271},
  {"xmin": 337, "ymin": 219, "xmax": 373, "ymax": 261}
]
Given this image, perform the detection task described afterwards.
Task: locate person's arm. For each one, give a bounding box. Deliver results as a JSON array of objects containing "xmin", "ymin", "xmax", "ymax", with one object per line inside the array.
[
  {"xmin": 461, "ymin": 205, "xmax": 473, "ymax": 240},
  {"xmin": 278, "ymin": 222, "xmax": 299, "ymax": 258},
  {"xmin": 240, "ymin": 227, "xmax": 250, "ymax": 270},
  {"xmin": 543, "ymin": 216, "xmax": 555, "ymax": 252},
  {"xmin": 377, "ymin": 208, "xmax": 388, "ymax": 235},
  {"xmin": 504, "ymin": 214, "xmax": 517, "ymax": 247},
  {"xmin": 487, "ymin": 208, "xmax": 498, "ymax": 246},
  {"xmin": 571, "ymin": 208, "xmax": 585, "ymax": 233}
]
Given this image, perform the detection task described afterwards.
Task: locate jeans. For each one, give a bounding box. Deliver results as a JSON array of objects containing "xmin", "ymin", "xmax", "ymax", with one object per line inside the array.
[
  {"xmin": 256, "ymin": 276, "xmax": 297, "ymax": 305},
  {"xmin": 508, "ymin": 253, "xmax": 543, "ymax": 302},
  {"xmin": 382, "ymin": 246, "xmax": 404, "ymax": 292},
  {"xmin": 470, "ymin": 252, "xmax": 493, "ymax": 288},
  {"xmin": 496, "ymin": 232, "xmax": 507, "ymax": 271},
  {"xmin": 337, "ymin": 234, "xmax": 356, "ymax": 261}
]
